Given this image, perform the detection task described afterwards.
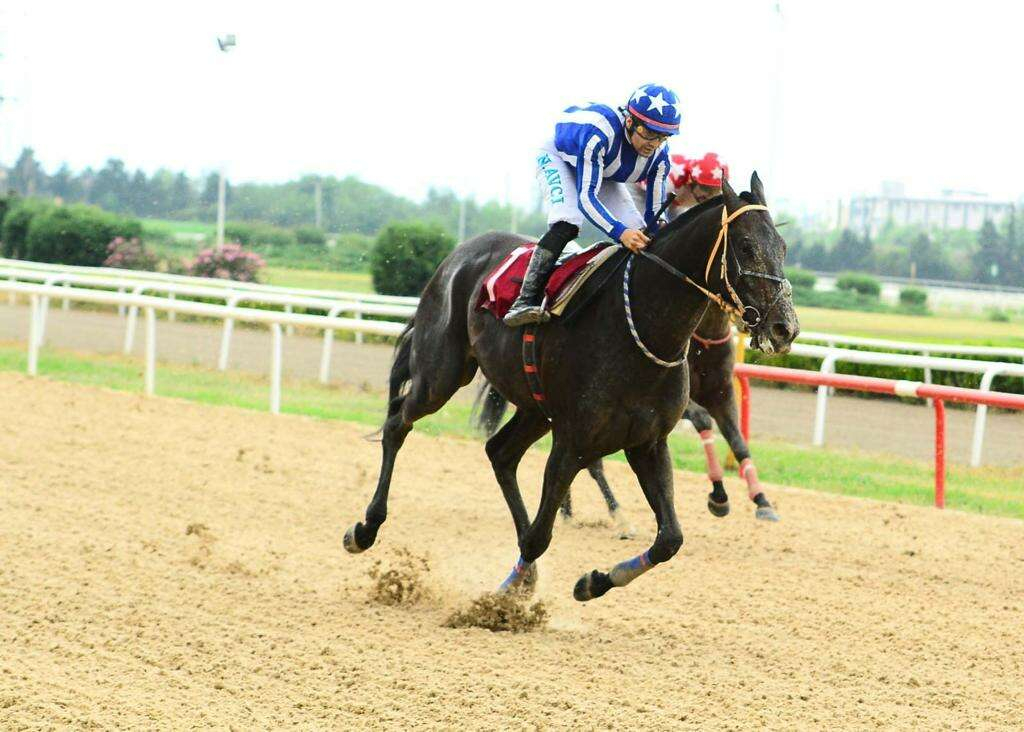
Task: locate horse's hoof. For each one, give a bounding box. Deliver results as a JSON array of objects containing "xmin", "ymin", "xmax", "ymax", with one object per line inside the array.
[
  {"xmin": 573, "ymin": 570, "xmax": 614, "ymax": 602},
  {"xmin": 707, "ymin": 496, "xmax": 731, "ymax": 518},
  {"xmin": 343, "ymin": 523, "xmax": 367, "ymax": 554},
  {"xmin": 755, "ymin": 505, "xmax": 780, "ymax": 522}
]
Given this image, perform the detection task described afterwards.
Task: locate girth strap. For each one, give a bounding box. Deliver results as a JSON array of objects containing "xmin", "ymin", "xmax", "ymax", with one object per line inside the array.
[{"xmin": 522, "ymin": 326, "xmax": 551, "ymax": 421}]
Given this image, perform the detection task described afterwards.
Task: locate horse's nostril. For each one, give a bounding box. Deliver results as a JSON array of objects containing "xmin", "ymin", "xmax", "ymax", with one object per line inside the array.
[{"xmin": 771, "ymin": 322, "xmax": 794, "ymax": 343}]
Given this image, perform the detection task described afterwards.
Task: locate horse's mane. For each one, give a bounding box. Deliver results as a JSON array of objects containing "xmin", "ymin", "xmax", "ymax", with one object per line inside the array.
[{"xmin": 649, "ymin": 189, "xmax": 761, "ymax": 249}]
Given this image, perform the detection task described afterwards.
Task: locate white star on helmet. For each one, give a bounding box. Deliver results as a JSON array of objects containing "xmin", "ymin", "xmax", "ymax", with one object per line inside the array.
[
  {"xmin": 631, "ymin": 88, "xmax": 648, "ymax": 104},
  {"xmin": 646, "ymin": 92, "xmax": 670, "ymax": 114},
  {"xmin": 710, "ymin": 166, "xmax": 722, "ymax": 179}
]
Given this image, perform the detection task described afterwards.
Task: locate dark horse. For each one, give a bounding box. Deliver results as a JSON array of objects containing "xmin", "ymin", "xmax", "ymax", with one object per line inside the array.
[
  {"xmin": 343, "ymin": 173, "xmax": 799, "ymax": 602},
  {"xmin": 475, "ymin": 299, "xmax": 779, "ymax": 537}
]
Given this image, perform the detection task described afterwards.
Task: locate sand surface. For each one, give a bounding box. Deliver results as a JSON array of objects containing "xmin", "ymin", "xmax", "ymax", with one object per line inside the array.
[{"xmin": 1, "ymin": 372, "xmax": 1023, "ymax": 729}]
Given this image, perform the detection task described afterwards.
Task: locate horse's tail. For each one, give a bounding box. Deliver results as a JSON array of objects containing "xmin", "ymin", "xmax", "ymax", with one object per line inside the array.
[
  {"xmin": 471, "ymin": 379, "xmax": 509, "ymax": 437},
  {"xmin": 386, "ymin": 317, "xmax": 416, "ymax": 417}
]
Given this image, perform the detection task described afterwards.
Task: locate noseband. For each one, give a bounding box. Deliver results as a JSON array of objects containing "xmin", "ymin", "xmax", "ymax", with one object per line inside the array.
[{"xmin": 624, "ymin": 203, "xmax": 791, "ymax": 367}]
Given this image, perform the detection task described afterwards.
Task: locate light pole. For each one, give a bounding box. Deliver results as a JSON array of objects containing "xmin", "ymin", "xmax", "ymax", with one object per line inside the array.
[{"xmin": 215, "ymin": 33, "xmax": 236, "ymax": 251}]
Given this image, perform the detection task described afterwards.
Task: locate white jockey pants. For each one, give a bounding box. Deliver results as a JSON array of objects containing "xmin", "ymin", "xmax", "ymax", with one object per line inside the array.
[{"xmin": 535, "ymin": 143, "xmax": 644, "ymax": 238}]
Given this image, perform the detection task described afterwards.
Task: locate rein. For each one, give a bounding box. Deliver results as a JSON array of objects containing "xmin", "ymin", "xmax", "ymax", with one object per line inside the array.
[{"xmin": 624, "ymin": 202, "xmax": 789, "ymax": 368}]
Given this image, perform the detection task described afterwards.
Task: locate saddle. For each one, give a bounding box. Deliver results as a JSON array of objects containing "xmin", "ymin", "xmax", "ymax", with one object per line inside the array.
[{"xmin": 477, "ymin": 241, "xmax": 623, "ymax": 320}]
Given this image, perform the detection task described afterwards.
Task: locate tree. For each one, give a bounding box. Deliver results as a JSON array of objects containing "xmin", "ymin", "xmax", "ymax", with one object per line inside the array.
[
  {"xmin": 170, "ymin": 172, "xmax": 194, "ymax": 214},
  {"xmin": 974, "ymin": 220, "xmax": 1004, "ymax": 283},
  {"xmin": 90, "ymin": 158, "xmax": 131, "ymax": 213},
  {"xmin": 48, "ymin": 163, "xmax": 83, "ymax": 203},
  {"xmin": 371, "ymin": 221, "xmax": 455, "ymax": 296},
  {"xmin": 909, "ymin": 232, "xmax": 953, "ymax": 280},
  {"xmin": 829, "ymin": 228, "xmax": 873, "ymax": 271},
  {"xmin": 9, "ymin": 147, "xmax": 45, "ymax": 196}
]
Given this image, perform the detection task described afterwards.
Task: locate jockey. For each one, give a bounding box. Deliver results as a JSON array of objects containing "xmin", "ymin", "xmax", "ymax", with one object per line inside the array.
[
  {"xmin": 629, "ymin": 151, "xmax": 730, "ymax": 221},
  {"xmin": 503, "ymin": 83, "xmax": 681, "ymax": 327}
]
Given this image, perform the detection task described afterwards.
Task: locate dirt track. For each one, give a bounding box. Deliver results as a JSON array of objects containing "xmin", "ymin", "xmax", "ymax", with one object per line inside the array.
[{"xmin": 2, "ymin": 372, "xmax": 1023, "ymax": 729}]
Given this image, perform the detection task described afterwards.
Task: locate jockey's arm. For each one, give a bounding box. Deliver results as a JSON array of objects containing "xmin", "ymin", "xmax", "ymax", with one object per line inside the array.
[
  {"xmin": 643, "ymin": 148, "xmax": 671, "ymax": 230},
  {"xmin": 575, "ymin": 135, "xmax": 632, "ymax": 243}
]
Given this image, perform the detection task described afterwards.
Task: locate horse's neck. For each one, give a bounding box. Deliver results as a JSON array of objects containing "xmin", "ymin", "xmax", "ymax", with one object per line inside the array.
[
  {"xmin": 628, "ymin": 206, "xmax": 722, "ymax": 359},
  {"xmin": 695, "ymin": 303, "xmax": 731, "ymax": 341}
]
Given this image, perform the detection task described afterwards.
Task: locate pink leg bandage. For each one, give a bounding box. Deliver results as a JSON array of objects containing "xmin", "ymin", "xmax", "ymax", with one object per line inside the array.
[
  {"xmin": 699, "ymin": 430, "xmax": 724, "ymax": 482},
  {"xmin": 739, "ymin": 458, "xmax": 762, "ymax": 499}
]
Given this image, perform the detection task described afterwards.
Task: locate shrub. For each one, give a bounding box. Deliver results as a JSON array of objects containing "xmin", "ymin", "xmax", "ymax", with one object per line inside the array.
[
  {"xmin": 333, "ymin": 233, "xmax": 374, "ymax": 271},
  {"xmin": 899, "ymin": 287, "xmax": 928, "ymax": 307},
  {"xmin": 224, "ymin": 221, "xmax": 296, "ymax": 249},
  {"xmin": 1, "ymin": 197, "xmax": 53, "ymax": 259},
  {"xmin": 988, "ymin": 308, "xmax": 1010, "ymax": 323},
  {"xmin": 788, "ymin": 267, "xmax": 817, "ymax": 290},
  {"xmin": 188, "ymin": 242, "xmax": 265, "ymax": 282},
  {"xmin": 295, "ymin": 225, "xmax": 327, "ymax": 247},
  {"xmin": 104, "ymin": 236, "xmax": 160, "ymax": 271},
  {"xmin": 835, "ymin": 272, "xmax": 881, "ymax": 298},
  {"xmin": 371, "ymin": 221, "xmax": 455, "ymax": 296},
  {"xmin": 24, "ymin": 204, "xmax": 142, "ymax": 266}
]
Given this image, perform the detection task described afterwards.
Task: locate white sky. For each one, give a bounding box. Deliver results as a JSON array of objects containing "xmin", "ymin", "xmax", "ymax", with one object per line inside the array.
[{"xmin": 0, "ymin": 0, "xmax": 1019, "ymax": 210}]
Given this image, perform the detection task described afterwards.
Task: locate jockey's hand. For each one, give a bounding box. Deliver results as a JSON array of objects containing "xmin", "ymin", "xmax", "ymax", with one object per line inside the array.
[{"xmin": 621, "ymin": 229, "xmax": 650, "ymax": 253}]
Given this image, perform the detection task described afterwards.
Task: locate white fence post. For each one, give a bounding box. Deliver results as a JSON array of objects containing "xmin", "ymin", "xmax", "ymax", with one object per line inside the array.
[
  {"xmin": 117, "ymin": 287, "xmax": 126, "ymax": 316},
  {"xmin": 168, "ymin": 292, "xmax": 176, "ymax": 322},
  {"xmin": 144, "ymin": 307, "xmax": 156, "ymax": 396},
  {"xmin": 813, "ymin": 353, "xmax": 838, "ymax": 446},
  {"xmin": 319, "ymin": 304, "xmax": 344, "ymax": 384},
  {"xmin": 355, "ymin": 311, "xmax": 364, "ymax": 345},
  {"xmin": 218, "ymin": 295, "xmax": 239, "ymax": 371},
  {"xmin": 27, "ymin": 294, "xmax": 40, "ymax": 376},
  {"xmin": 62, "ymin": 282, "xmax": 71, "ymax": 311},
  {"xmin": 284, "ymin": 304, "xmax": 294, "ymax": 336},
  {"xmin": 970, "ymin": 367, "xmax": 1002, "ymax": 467},
  {"xmin": 123, "ymin": 286, "xmax": 146, "ymax": 354},
  {"xmin": 270, "ymin": 323, "xmax": 282, "ymax": 414}
]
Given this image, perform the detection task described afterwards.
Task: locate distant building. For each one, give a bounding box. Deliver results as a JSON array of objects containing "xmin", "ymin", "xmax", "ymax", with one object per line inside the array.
[{"xmin": 842, "ymin": 183, "xmax": 1014, "ymax": 236}]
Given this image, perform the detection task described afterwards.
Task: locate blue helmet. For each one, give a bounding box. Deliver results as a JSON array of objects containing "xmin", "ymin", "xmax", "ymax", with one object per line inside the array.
[{"xmin": 626, "ymin": 83, "xmax": 682, "ymax": 135}]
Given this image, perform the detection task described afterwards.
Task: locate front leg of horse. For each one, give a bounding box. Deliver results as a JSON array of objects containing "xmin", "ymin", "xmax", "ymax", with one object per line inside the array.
[
  {"xmin": 574, "ymin": 439, "xmax": 683, "ymax": 602},
  {"xmin": 710, "ymin": 400, "xmax": 780, "ymax": 522},
  {"xmin": 499, "ymin": 442, "xmax": 581, "ymax": 595}
]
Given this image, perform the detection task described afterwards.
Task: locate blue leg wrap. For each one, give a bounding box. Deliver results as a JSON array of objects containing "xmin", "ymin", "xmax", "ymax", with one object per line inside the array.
[
  {"xmin": 498, "ymin": 556, "xmax": 532, "ymax": 593},
  {"xmin": 608, "ymin": 550, "xmax": 653, "ymax": 587}
]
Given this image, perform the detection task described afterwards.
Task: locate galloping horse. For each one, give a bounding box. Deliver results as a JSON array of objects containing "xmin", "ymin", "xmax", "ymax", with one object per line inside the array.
[
  {"xmin": 343, "ymin": 173, "xmax": 799, "ymax": 601},
  {"xmin": 475, "ymin": 298, "xmax": 779, "ymax": 535}
]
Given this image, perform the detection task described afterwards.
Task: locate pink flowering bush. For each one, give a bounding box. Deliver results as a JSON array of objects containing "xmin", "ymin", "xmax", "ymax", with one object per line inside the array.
[
  {"xmin": 187, "ymin": 242, "xmax": 265, "ymax": 282},
  {"xmin": 104, "ymin": 237, "xmax": 160, "ymax": 271}
]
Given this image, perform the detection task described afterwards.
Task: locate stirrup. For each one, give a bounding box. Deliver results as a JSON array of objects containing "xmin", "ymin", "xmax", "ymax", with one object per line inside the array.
[{"xmin": 503, "ymin": 304, "xmax": 550, "ymax": 327}]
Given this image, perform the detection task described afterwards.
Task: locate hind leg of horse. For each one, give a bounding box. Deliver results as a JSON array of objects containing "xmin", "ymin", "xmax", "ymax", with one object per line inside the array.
[
  {"xmin": 706, "ymin": 396, "xmax": 779, "ymax": 522},
  {"xmin": 344, "ymin": 367, "xmax": 467, "ymax": 553},
  {"xmin": 585, "ymin": 459, "xmax": 635, "ymax": 539},
  {"xmin": 487, "ymin": 410, "xmax": 552, "ymax": 592},
  {"xmin": 574, "ymin": 438, "xmax": 682, "ymax": 602},
  {"xmin": 498, "ymin": 439, "xmax": 581, "ymax": 591},
  {"xmin": 686, "ymin": 403, "xmax": 730, "ymax": 518}
]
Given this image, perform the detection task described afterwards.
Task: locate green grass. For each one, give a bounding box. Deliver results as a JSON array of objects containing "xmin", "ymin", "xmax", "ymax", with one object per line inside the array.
[
  {"xmin": 141, "ymin": 217, "xmax": 215, "ymax": 238},
  {"xmin": 795, "ymin": 305, "xmax": 1024, "ymax": 348},
  {"xmin": 262, "ymin": 267, "xmax": 374, "ymax": 293},
  {"xmin": 2, "ymin": 341, "xmax": 1021, "ymax": 519}
]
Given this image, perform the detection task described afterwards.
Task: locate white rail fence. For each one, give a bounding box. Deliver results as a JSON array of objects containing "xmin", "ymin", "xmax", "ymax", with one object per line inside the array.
[
  {"xmin": 3, "ymin": 260, "xmax": 1023, "ymax": 466},
  {"xmin": 1, "ymin": 265, "xmax": 415, "ymax": 380},
  {"xmin": 1, "ymin": 280, "xmax": 406, "ymax": 413},
  {"xmin": 786, "ymin": 343, "xmax": 1024, "ymax": 466},
  {"xmin": 0, "ymin": 256, "xmax": 419, "ymax": 306}
]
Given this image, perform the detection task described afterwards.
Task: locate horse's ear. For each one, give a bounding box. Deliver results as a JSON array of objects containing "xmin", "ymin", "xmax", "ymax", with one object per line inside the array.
[
  {"xmin": 750, "ymin": 171, "xmax": 767, "ymax": 205},
  {"xmin": 722, "ymin": 176, "xmax": 743, "ymax": 213}
]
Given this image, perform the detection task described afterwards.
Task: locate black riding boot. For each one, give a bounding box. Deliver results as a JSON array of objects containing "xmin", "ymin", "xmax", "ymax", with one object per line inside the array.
[{"xmin": 503, "ymin": 221, "xmax": 578, "ymax": 327}]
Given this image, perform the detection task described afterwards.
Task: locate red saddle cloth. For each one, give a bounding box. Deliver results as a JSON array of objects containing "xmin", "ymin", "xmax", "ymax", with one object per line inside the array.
[{"xmin": 477, "ymin": 242, "xmax": 612, "ymax": 319}]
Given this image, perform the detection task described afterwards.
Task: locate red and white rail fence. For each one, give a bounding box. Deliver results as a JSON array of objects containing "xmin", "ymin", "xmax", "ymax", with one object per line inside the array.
[{"xmin": 734, "ymin": 363, "xmax": 1024, "ymax": 509}]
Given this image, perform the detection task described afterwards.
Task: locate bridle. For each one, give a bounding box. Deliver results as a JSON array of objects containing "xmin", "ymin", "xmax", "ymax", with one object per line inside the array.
[{"xmin": 623, "ymin": 202, "xmax": 791, "ymax": 368}]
